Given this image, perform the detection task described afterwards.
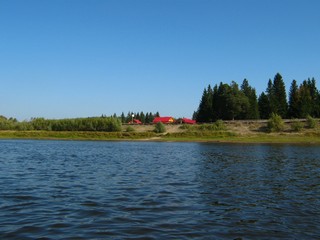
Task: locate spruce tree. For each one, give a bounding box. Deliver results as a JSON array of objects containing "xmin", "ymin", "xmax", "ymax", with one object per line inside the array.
[
  {"xmin": 192, "ymin": 111, "xmax": 198, "ymax": 120},
  {"xmin": 140, "ymin": 111, "xmax": 145, "ymax": 123},
  {"xmin": 149, "ymin": 112, "xmax": 155, "ymax": 123},
  {"xmin": 135, "ymin": 112, "xmax": 140, "ymax": 121},
  {"xmin": 229, "ymin": 81, "xmax": 249, "ymax": 120},
  {"xmin": 288, "ymin": 80, "xmax": 300, "ymax": 118},
  {"xmin": 308, "ymin": 78, "xmax": 320, "ymax": 116},
  {"xmin": 215, "ymin": 83, "xmax": 230, "ymax": 120},
  {"xmin": 298, "ymin": 80, "xmax": 313, "ymax": 117},
  {"xmin": 126, "ymin": 112, "xmax": 132, "ymax": 123},
  {"xmin": 265, "ymin": 73, "xmax": 287, "ymax": 118},
  {"xmin": 241, "ymin": 79, "xmax": 259, "ymax": 119},
  {"xmin": 272, "ymin": 73, "xmax": 288, "ymax": 117},
  {"xmin": 258, "ymin": 92, "xmax": 271, "ymax": 119},
  {"xmin": 212, "ymin": 84, "xmax": 219, "ymax": 121},
  {"xmin": 196, "ymin": 85, "xmax": 213, "ymax": 122},
  {"xmin": 266, "ymin": 78, "xmax": 273, "ymax": 99},
  {"xmin": 145, "ymin": 113, "xmax": 149, "ymax": 123},
  {"xmin": 121, "ymin": 112, "xmax": 126, "ymax": 123}
]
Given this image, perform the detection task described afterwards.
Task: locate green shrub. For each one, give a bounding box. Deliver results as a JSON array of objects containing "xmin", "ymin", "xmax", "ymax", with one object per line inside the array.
[
  {"xmin": 154, "ymin": 122, "xmax": 166, "ymax": 133},
  {"xmin": 31, "ymin": 118, "xmax": 52, "ymax": 131},
  {"xmin": 50, "ymin": 117, "xmax": 122, "ymax": 132},
  {"xmin": 306, "ymin": 115, "xmax": 317, "ymax": 129},
  {"xmin": 200, "ymin": 121, "xmax": 225, "ymax": 131},
  {"xmin": 291, "ymin": 120, "xmax": 303, "ymax": 132},
  {"xmin": 214, "ymin": 120, "xmax": 226, "ymax": 130},
  {"xmin": 126, "ymin": 126, "xmax": 135, "ymax": 132},
  {"xmin": 267, "ymin": 113, "xmax": 284, "ymax": 132}
]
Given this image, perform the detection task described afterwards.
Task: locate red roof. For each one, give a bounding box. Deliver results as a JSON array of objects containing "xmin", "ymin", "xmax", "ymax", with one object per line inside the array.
[
  {"xmin": 153, "ymin": 117, "xmax": 174, "ymax": 124},
  {"xmin": 129, "ymin": 119, "xmax": 142, "ymax": 124},
  {"xmin": 133, "ymin": 119, "xmax": 142, "ymax": 124},
  {"xmin": 182, "ymin": 118, "xmax": 196, "ymax": 124}
]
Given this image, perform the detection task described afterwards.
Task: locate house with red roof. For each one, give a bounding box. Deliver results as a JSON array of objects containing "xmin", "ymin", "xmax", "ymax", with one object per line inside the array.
[
  {"xmin": 153, "ymin": 117, "xmax": 175, "ymax": 124},
  {"xmin": 182, "ymin": 118, "xmax": 196, "ymax": 124},
  {"xmin": 128, "ymin": 119, "xmax": 142, "ymax": 124}
]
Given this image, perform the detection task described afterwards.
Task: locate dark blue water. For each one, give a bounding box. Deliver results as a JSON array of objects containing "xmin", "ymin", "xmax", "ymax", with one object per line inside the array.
[{"xmin": 0, "ymin": 140, "xmax": 319, "ymax": 239}]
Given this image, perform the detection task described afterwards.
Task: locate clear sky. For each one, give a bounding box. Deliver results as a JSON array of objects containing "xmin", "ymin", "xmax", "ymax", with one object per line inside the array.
[{"xmin": 1, "ymin": 0, "xmax": 319, "ymax": 120}]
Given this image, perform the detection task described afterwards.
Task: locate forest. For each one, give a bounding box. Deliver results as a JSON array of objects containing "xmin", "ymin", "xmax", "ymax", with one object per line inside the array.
[{"xmin": 194, "ymin": 73, "xmax": 320, "ymax": 122}]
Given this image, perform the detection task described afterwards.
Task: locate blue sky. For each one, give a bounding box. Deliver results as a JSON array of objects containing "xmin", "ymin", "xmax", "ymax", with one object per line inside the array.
[{"xmin": 1, "ymin": 0, "xmax": 319, "ymax": 120}]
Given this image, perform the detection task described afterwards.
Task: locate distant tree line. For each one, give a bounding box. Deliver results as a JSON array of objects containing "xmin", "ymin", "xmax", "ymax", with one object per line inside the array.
[
  {"xmin": 117, "ymin": 111, "xmax": 160, "ymax": 124},
  {"xmin": 194, "ymin": 73, "xmax": 320, "ymax": 122},
  {"xmin": 0, "ymin": 111, "xmax": 162, "ymax": 131},
  {"xmin": 0, "ymin": 116, "xmax": 122, "ymax": 132}
]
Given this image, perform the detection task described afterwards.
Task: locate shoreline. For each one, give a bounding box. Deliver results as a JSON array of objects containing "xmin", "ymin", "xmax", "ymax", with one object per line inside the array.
[
  {"xmin": 0, "ymin": 120, "xmax": 319, "ymax": 144},
  {"xmin": 0, "ymin": 130, "xmax": 319, "ymax": 145}
]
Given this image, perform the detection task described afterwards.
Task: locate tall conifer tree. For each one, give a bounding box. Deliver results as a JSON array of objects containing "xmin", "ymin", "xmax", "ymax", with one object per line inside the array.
[
  {"xmin": 241, "ymin": 79, "xmax": 259, "ymax": 119},
  {"xmin": 298, "ymin": 80, "xmax": 313, "ymax": 117},
  {"xmin": 272, "ymin": 73, "xmax": 288, "ymax": 117},
  {"xmin": 265, "ymin": 73, "xmax": 287, "ymax": 118},
  {"xmin": 258, "ymin": 92, "xmax": 271, "ymax": 119},
  {"xmin": 196, "ymin": 85, "xmax": 213, "ymax": 122},
  {"xmin": 288, "ymin": 80, "xmax": 299, "ymax": 118}
]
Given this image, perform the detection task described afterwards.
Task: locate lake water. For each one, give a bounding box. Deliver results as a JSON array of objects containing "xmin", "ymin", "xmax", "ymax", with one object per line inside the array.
[{"xmin": 0, "ymin": 140, "xmax": 319, "ymax": 239}]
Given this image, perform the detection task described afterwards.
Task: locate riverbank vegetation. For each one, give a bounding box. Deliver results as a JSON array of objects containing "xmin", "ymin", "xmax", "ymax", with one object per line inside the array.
[
  {"xmin": 0, "ymin": 116, "xmax": 122, "ymax": 132},
  {"xmin": 0, "ymin": 112, "xmax": 161, "ymax": 131},
  {"xmin": 0, "ymin": 118, "xmax": 319, "ymax": 144}
]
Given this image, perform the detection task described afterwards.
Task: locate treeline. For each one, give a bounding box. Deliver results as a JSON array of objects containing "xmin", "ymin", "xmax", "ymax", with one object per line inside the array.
[
  {"xmin": 0, "ymin": 116, "xmax": 122, "ymax": 132},
  {"xmin": 117, "ymin": 111, "xmax": 160, "ymax": 124},
  {"xmin": 194, "ymin": 73, "xmax": 320, "ymax": 122},
  {"xmin": 0, "ymin": 111, "xmax": 162, "ymax": 132}
]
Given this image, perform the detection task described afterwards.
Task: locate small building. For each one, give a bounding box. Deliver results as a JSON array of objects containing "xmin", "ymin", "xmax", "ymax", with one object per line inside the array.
[
  {"xmin": 129, "ymin": 119, "xmax": 142, "ymax": 124},
  {"xmin": 153, "ymin": 117, "xmax": 175, "ymax": 124},
  {"xmin": 182, "ymin": 118, "xmax": 196, "ymax": 124}
]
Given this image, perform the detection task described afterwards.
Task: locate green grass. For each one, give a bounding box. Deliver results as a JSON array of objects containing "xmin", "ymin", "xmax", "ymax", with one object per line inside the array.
[
  {"xmin": 163, "ymin": 128, "xmax": 320, "ymax": 144},
  {"xmin": 179, "ymin": 121, "xmax": 226, "ymax": 131},
  {"xmin": 1, "ymin": 129, "xmax": 320, "ymax": 144},
  {"xmin": 0, "ymin": 130, "xmax": 157, "ymax": 141}
]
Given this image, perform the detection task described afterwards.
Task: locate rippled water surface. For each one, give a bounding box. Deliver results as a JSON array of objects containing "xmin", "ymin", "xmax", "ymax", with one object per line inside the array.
[{"xmin": 0, "ymin": 140, "xmax": 319, "ymax": 239}]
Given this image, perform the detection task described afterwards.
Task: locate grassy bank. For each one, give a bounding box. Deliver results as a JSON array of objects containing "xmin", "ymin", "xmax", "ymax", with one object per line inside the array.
[
  {"xmin": 0, "ymin": 130, "xmax": 157, "ymax": 141},
  {"xmin": 0, "ymin": 120, "xmax": 319, "ymax": 144}
]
